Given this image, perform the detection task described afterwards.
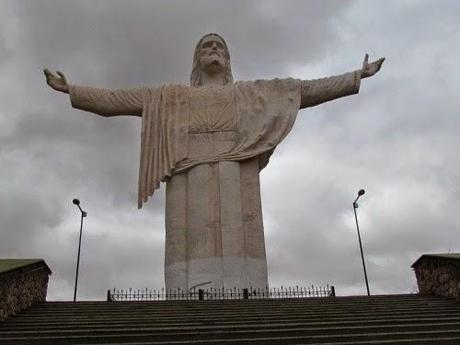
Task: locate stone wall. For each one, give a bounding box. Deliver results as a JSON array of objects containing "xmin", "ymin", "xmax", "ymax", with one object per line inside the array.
[
  {"xmin": 414, "ymin": 258, "xmax": 460, "ymax": 298},
  {"xmin": 0, "ymin": 267, "xmax": 50, "ymax": 321}
]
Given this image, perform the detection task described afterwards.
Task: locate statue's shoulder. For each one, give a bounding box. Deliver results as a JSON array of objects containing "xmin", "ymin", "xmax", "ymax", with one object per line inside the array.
[
  {"xmin": 146, "ymin": 83, "xmax": 190, "ymax": 93},
  {"xmin": 154, "ymin": 83, "xmax": 190, "ymax": 90},
  {"xmin": 235, "ymin": 78, "xmax": 301, "ymax": 92}
]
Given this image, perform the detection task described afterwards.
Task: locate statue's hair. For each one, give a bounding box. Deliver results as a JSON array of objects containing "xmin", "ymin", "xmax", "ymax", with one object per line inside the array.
[{"xmin": 190, "ymin": 33, "xmax": 234, "ymax": 87}]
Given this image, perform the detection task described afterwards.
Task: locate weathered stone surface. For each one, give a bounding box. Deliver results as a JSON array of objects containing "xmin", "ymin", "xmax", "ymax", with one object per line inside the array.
[
  {"xmin": 413, "ymin": 254, "xmax": 460, "ymax": 298},
  {"xmin": 44, "ymin": 33, "xmax": 384, "ymax": 290},
  {"xmin": 0, "ymin": 260, "xmax": 50, "ymax": 321}
]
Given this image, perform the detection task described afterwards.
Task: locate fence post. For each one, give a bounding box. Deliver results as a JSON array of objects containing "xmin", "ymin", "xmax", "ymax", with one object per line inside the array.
[
  {"xmin": 107, "ymin": 289, "xmax": 111, "ymax": 302},
  {"xmin": 243, "ymin": 288, "xmax": 249, "ymax": 299},
  {"xmin": 330, "ymin": 286, "xmax": 336, "ymax": 297},
  {"xmin": 198, "ymin": 289, "xmax": 204, "ymax": 300}
]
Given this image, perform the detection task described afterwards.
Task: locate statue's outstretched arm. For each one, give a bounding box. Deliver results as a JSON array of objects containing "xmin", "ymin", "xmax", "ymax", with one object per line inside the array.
[
  {"xmin": 44, "ymin": 69, "xmax": 144, "ymax": 117},
  {"xmin": 300, "ymin": 54, "xmax": 384, "ymax": 109}
]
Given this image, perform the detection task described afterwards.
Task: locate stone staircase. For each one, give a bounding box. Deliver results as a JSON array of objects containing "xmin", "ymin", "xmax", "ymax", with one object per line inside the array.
[{"xmin": 1, "ymin": 294, "xmax": 460, "ymax": 344}]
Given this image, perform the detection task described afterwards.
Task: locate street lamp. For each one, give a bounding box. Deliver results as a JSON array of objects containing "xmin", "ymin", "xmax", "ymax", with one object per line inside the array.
[
  {"xmin": 72, "ymin": 198, "xmax": 87, "ymax": 302},
  {"xmin": 353, "ymin": 189, "xmax": 370, "ymax": 296}
]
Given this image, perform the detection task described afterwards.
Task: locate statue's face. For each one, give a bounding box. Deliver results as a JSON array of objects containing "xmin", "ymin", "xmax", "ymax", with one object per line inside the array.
[{"xmin": 198, "ymin": 35, "xmax": 227, "ymax": 74}]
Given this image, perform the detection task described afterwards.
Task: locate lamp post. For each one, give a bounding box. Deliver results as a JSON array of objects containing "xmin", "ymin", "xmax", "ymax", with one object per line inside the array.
[
  {"xmin": 353, "ymin": 189, "xmax": 370, "ymax": 296},
  {"xmin": 72, "ymin": 198, "xmax": 87, "ymax": 302}
]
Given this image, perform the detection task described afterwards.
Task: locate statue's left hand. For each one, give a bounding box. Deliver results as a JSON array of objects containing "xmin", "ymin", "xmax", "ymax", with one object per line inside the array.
[
  {"xmin": 44, "ymin": 69, "xmax": 69, "ymax": 93},
  {"xmin": 361, "ymin": 54, "xmax": 385, "ymax": 79}
]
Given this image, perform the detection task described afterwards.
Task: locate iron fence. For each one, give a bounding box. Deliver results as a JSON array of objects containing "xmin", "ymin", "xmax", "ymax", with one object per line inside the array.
[{"xmin": 107, "ymin": 285, "xmax": 335, "ymax": 302}]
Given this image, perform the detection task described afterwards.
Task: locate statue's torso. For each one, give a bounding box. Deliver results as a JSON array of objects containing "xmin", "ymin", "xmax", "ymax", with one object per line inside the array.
[
  {"xmin": 188, "ymin": 85, "xmax": 238, "ymax": 159},
  {"xmin": 189, "ymin": 85, "xmax": 237, "ymax": 133},
  {"xmin": 165, "ymin": 86, "xmax": 267, "ymax": 291}
]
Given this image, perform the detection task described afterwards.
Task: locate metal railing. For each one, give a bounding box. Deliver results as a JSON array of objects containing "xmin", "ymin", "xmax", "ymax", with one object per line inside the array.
[{"xmin": 107, "ymin": 285, "xmax": 335, "ymax": 301}]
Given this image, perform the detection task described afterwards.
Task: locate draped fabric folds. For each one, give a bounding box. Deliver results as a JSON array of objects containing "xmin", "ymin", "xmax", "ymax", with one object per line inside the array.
[
  {"xmin": 68, "ymin": 72, "xmax": 362, "ymax": 209},
  {"xmin": 138, "ymin": 86, "xmax": 189, "ymax": 208},
  {"xmin": 138, "ymin": 78, "xmax": 301, "ymax": 208},
  {"xmin": 68, "ymin": 71, "xmax": 362, "ymax": 212}
]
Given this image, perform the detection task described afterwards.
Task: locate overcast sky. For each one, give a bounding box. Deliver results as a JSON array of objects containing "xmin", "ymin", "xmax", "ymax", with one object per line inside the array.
[{"xmin": 1, "ymin": 0, "xmax": 459, "ymax": 300}]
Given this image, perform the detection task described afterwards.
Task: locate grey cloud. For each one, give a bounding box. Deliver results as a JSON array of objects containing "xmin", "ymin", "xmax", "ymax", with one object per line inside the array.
[{"xmin": 1, "ymin": 0, "xmax": 459, "ymax": 300}]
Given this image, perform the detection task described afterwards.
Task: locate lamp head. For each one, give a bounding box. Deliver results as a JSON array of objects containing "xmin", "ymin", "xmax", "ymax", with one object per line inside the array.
[
  {"xmin": 72, "ymin": 199, "xmax": 80, "ymax": 206},
  {"xmin": 358, "ymin": 189, "xmax": 365, "ymax": 196}
]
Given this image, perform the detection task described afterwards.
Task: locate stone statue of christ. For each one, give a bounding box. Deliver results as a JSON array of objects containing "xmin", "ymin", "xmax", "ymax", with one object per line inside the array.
[{"xmin": 44, "ymin": 33, "xmax": 384, "ymax": 291}]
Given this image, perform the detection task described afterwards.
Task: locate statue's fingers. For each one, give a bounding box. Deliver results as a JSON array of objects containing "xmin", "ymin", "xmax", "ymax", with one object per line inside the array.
[
  {"xmin": 56, "ymin": 71, "xmax": 67, "ymax": 83},
  {"xmin": 362, "ymin": 53, "xmax": 369, "ymax": 69},
  {"xmin": 43, "ymin": 69, "xmax": 55, "ymax": 84},
  {"xmin": 374, "ymin": 58, "xmax": 385, "ymax": 71}
]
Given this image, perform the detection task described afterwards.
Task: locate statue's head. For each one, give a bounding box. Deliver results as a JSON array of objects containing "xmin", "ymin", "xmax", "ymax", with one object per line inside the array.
[{"xmin": 190, "ymin": 33, "xmax": 234, "ymax": 87}]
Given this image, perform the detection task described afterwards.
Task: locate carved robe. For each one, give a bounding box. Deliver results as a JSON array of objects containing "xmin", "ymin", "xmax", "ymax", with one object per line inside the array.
[{"xmin": 69, "ymin": 71, "xmax": 360, "ymax": 290}]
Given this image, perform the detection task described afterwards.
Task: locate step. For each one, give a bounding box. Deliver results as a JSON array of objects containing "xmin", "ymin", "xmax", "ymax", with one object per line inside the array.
[{"xmin": 1, "ymin": 329, "xmax": 460, "ymax": 345}]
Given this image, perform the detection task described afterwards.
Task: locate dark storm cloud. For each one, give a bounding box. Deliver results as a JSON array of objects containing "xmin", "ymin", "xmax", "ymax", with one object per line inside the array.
[
  {"xmin": 261, "ymin": 0, "xmax": 460, "ymax": 295},
  {"xmin": 0, "ymin": 0, "xmax": 459, "ymax": 299},
  {"xmin": 9, "ymin": 0, "xmax": 349, "ymax": 84}
]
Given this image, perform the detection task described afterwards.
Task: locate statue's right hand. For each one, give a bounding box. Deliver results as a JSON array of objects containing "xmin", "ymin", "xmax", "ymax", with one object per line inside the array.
[{"xmin": 43, "ymin": 69, "xmax": 69, "ymax": 93}]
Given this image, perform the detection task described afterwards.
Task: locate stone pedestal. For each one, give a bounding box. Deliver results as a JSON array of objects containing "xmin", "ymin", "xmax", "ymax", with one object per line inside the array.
[
  {"xmin": 165, "ymin": 157, "xmax": 268, "ymax": 291},
  {"xmin": 0, "ymin": 259, "xmax": 51, "ymax": 320},
  {"xmin": 412, "ymin": 254, "xmax": 460, "ymax": 298}
]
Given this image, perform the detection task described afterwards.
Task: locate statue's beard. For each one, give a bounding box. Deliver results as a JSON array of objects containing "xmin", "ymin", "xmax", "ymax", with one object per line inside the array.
[{"xmin": 200, "ymin": 56, "xmax": 226, "ymax": 75}]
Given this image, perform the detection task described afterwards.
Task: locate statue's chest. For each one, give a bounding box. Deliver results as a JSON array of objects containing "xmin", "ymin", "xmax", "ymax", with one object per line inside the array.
[
  {"xmin": 187, "ymin": 86, "xmax": 238, "ymax": 158},
  {"xmin": 189, "ymin": 86, "xmax": 237, "ymax": 133}
]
